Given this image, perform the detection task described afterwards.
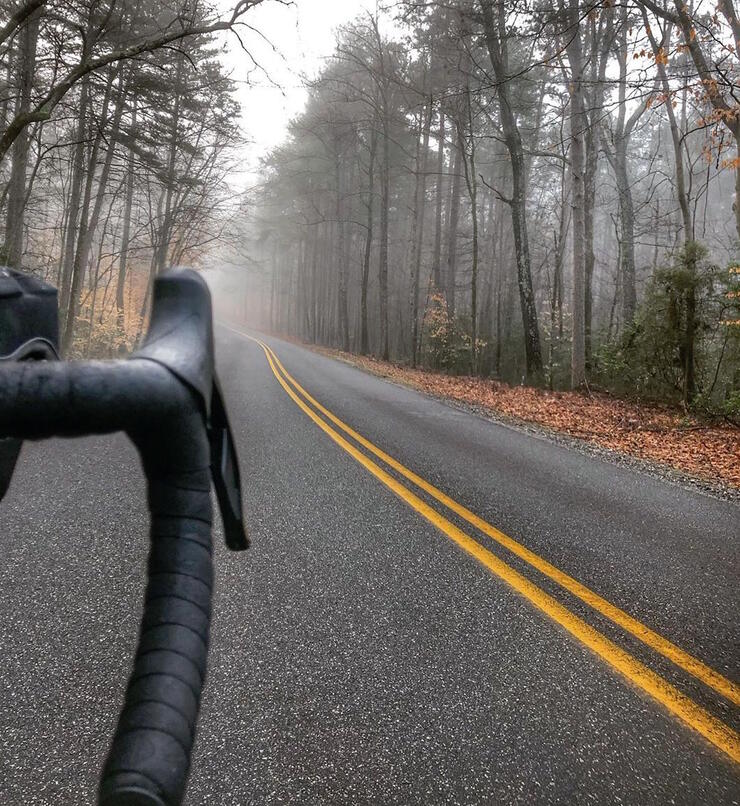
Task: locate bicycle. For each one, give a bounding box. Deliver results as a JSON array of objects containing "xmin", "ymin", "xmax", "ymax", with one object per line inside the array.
[{"xmin": 0, "ymin": 266, "xmax": 248, "ymax": 805}]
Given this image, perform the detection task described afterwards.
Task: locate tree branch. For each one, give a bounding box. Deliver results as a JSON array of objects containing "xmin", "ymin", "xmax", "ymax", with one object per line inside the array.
[
  {"xmin": 638, "ymin": 0, "xmax": 739, "ymax": 140},
  {"xmin": 0, "ymin": 0, "xmax": 46, "ymax": 49},
  {"xmin": 0, "ymin": 1, "xmax": 264, "ymax": 164}
]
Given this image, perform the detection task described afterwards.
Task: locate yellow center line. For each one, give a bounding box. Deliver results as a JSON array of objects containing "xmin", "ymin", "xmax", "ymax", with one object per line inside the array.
[
  {"xmin": 235, "ymin": 328, "xmax": 740, "ymax": 711},
  {"xmin": 239, "ymin": 331, "xmax": 740, "ymax": 765}
]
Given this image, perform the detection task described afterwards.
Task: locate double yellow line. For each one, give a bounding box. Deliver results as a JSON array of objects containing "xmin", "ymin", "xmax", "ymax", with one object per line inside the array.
[{"xmin": 235, "ymin": 328, "xmax": 740, "ymax": 764}]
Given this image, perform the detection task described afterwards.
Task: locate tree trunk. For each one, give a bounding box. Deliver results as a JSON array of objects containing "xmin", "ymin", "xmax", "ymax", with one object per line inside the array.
[
  {"xmin": 565, "ymin": 0, "xmax": 587, "ymax": 388},
  {"xmin": 616, "ymin": 140, "xmax": 636, "ymax": 325},
  {"xmin": 603, "ymin": 131, "xmax": 638, "ymax": 329},
  {"xmin": 479, "ymin": 192, "xmax": 495, "ymax": 373},
  {"xmin": 62, "ymin": 68, "xmax": 122, "ymax": 353},
  {"xmin": 312, "ymin": 224, "xmax": 319, "ymax": 343},
  {"xmin": 445, "ymin": 144, "xmax": 461, "ymax": 322},
  {"xmin": 378, "ymin": 109, "xmax": 390, "ymax": 360},
  {"xmin": 644, "ymin": 17, "xmax": 697, "ymax": 402},
  {"xmin": 116, "ymin": 93, "xmax": 137, "ymax": 327},
  {"xmin": 684, "ymin": 272, "xmax": 696, "ymax": 403},
  {"xmin": 409, "ymin": 99, "xmax": 431, "ymax": 366},
  {"xmin": 602, "ymin": 5, "xmax": 646, "ymax": 329},
  {"xmin": 735, "ymin": 140, "xmax": 740, "ymax": 244},
  {"xmin": 360, "ymin": 134, "xmax": 374, "ymax": 353},
  {"xmin": 335, "ymin": 151, "xmax": 350, "ymax": 352},
  {"xmin": 4, "ymin": 7, "xmax": 40, "ymax": 267},
  {"xmin": 155, "ymin": 53, "xmax": 185, "ymax": 276},
  {"xmin": 582, "ymin": 6, "xmax": 612, "ymax": 365},
  {"xmin": 656, "ymin": 38, "xmax": 691, "ymax": 238},
  {"xmin": 432, "ymin": 109, "xmax": 445, "ymax": 292},
  {"xmin": 583, "ymin": 150, "xmax": 595, "ymax": 368},
  {"xmin": 458, "ymin": 86, "xmax": 479, "ymax": 372},
  {"xmin": 59, "ymin": 79, "xmax": 91, "ymax": 332},
  {"xmin": 479, "ymin": 0, "xmax": 543, "ymax": 379}
]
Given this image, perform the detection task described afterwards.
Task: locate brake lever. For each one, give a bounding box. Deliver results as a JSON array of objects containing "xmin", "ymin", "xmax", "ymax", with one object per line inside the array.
[
  {"xmin": 131, "ymin": 268, "xmax": 249, "ymax": 552},
  {"xmin": 209, "ymin": 375, "xmax": 249, "ymax": 550}
]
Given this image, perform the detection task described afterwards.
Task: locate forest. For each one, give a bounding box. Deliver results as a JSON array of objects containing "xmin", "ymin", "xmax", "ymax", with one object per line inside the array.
[
  {"xmin": 1, "ymin": 0, "xmax": 739, "ymax": 413},
  {"xmin": 235, "ymin": 0, "xmax": 740, "ymax": 413},
  {"xmin": 0, "ymin": 0, "xmax": 250, "ymax": 355}
]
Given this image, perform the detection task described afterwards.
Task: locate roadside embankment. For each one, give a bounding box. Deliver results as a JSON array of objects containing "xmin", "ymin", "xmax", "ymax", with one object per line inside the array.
[{"xmin": 308, "ymin": 345, "xmax": 740, "ymax": 492}]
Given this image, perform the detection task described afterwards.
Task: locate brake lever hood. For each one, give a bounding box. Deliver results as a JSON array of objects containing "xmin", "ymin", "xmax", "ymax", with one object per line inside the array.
[{"xmin": 133, "ymin": 268, "xmax": 248, "ymax": 551}]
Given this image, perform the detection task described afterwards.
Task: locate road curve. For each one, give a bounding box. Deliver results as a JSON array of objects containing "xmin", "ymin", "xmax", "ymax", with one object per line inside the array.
[{"xmin": 0, "ymin": 327, "xmax": 738, "ymax": 805}]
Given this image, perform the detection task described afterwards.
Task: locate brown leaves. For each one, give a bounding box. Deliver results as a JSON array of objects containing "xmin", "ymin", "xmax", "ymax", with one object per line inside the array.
[
  {"xmin": 319, "ymin": 349, "xmax": 740, "ymax": 489},
  {"xmin": 655, "ymin": 46, "xmax": 670, "ymax": 65}
]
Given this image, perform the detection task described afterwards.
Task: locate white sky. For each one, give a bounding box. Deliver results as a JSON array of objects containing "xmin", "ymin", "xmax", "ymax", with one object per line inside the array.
[{"xmin": 217, "ymin": 0, "xmax": 386, "ymax": 187}]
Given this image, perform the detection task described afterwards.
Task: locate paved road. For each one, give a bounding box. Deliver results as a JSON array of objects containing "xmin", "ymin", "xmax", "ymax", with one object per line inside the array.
[{"xmin": 0, "ymin": 328, "xmax": 738, "ymax": 804}]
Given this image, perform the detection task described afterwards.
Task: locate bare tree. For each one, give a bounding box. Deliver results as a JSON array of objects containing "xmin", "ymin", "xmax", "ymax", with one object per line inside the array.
[{"xmin": 479, "ymin": 0, "xmax": 543, "ymax": 380}]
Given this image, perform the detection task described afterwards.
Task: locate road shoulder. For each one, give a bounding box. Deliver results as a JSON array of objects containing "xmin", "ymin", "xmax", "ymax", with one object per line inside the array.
[{"xmin": 296, "ymin": 341, "xmax": 740, "ymax": 504}]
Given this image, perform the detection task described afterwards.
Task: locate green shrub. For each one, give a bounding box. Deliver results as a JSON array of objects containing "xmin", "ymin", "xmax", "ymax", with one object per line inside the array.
[{"xmin": 594, "ymin": 243, "xmax": 739, "ymax": 412}]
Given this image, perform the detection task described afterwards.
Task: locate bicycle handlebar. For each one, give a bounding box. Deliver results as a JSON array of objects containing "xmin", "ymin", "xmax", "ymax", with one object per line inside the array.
[{"xmin": 0, "ymin": 268, "xmax": 248, "ymax": 806}]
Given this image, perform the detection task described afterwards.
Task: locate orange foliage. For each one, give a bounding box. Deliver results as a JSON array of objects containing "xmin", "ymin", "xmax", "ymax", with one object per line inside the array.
[{"xmin": 655, "ymin": 46, "xmax": 669, "ymax": 65}]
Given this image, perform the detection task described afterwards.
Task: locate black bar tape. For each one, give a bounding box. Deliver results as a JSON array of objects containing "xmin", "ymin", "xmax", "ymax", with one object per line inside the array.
[
  {"xmin": 99, "ymin": 394, "xmax": 214, "ymax": 806},
  {"xmin": 0, "ymin": 359, "xmax": 220, "ymax": 806}
]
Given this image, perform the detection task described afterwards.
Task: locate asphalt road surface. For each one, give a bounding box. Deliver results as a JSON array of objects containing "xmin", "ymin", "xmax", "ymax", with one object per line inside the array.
[{"xmin": 1, "ymin": 327, "xmax": 738, "ymax": 805}]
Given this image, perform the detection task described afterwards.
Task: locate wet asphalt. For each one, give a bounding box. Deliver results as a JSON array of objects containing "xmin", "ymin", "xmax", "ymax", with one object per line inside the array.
[{"xmin": 0, "ymin": 328, "xmax": 738, "ymax": 805}]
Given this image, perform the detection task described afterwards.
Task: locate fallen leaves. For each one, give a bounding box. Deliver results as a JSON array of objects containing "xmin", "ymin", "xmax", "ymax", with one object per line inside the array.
[{"xmin": 316, "ymin": 347, "xmax": 740, "ymax": 490}]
